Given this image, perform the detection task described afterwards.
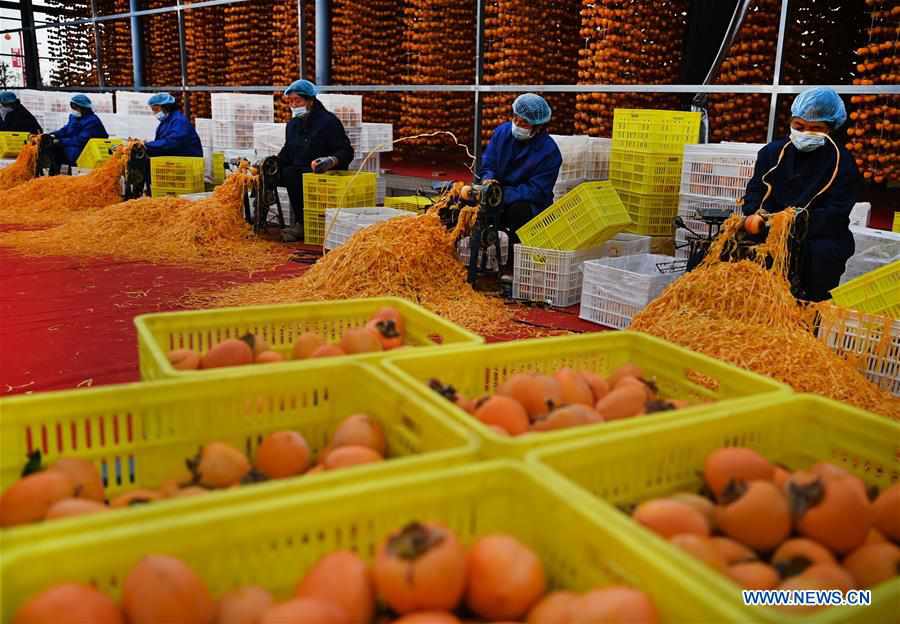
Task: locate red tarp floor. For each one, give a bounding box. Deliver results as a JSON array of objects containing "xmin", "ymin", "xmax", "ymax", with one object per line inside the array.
[{"xmin": 0, "ymin": 245, "xmax": 601, "ymax": 397}]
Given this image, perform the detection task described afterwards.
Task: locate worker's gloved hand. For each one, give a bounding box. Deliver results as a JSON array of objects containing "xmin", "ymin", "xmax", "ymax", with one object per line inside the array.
[{"xmin": 311, "ymin": 156, "xmax": 338, "ymax": 173}]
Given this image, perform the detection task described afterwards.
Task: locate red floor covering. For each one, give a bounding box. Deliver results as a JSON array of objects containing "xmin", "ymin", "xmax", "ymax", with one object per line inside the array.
[{"xmin": 0, "ymin": 246, "xmax": 600, "ymax": 397}]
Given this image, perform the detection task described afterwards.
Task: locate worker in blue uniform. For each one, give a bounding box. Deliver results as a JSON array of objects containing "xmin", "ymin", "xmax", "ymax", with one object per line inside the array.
[
  {"xmin": 48, "ymin": 94, "xmax": 108, "ymax": 173},
  {"xmin": 472, "ymin": 93, "xmax": 563, "ymax": 241},
  {"xmin": 0, "ymin": 91, "xmax": 42, "ymax": 135},
  {"xmin": 145, "ymin": 92, "xmax": 202, "ymax": 158},
  {"xmin": 741, "ymin": 87, "xmax": 860, "ymax": 302},
  {"xmin": 277, "ymin": 79, "xmax": 354, "ymax": 242}
]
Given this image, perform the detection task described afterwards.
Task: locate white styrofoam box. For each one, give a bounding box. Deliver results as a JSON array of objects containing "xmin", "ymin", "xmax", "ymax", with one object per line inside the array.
[
  {"xmin": 318, "ymin": 94, "xmax": 363, "ymax": 128},
  {"xmin": 551, "ymin": 135, "xmax": 590, "ymax": 183},
  {"xmin": 680, "ymin": 143, "xmax": 760, "ymax": 202},
  {"xmin": 97, "ymin": 113, "xmax": 158, "ymax": 142},
  {"xmin": 195, "ymin": 118, "xmax": 213, "ymax": 148},
  {"xmin": 818, "ymin": 308, "xmax": 899, "ymax": 396},
  {"xmin": 849, "ymin": 202, "xmax": 871, "ymax": 227},
  {"xmin": 114, "ymin": 91, "xmax": 154, "ymax": 116},
  {"xmin": 512, "ymin": 243, "xmax": 607, "ymax": 308},
  {"xmin": 211, "ymin": 93, "xmax": 274, "ymax": 123},
  {"xmin": 253, "ymin": 122, "xmax": 287, "ymax": 159},
  {"xmin": 457, "ymin": 231, "xmax": 510, "ymax": 272},
  {"xmin": 579, "ymin": 254, "xmax": 682, "ymax": 328},
  {"xmin": 598, "ymin": 233, "xmax": 651, "ymax": 258},
  {"xmin": 214, "ymin": 120, "xmax": 256, "ymax": 150},
  {"xmin": 586, "ymin": 137, "xmax": 611, "ymax": 180},
  {"xmin": 323, "ymin": 207, "xmax": 407, "ymax": 250},
  {"xmin": 357, "ymin": 122, "xmax": 393, "ymax": 155}
]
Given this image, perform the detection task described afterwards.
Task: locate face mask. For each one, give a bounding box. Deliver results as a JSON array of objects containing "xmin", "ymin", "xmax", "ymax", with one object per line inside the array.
[
  {"xmin": 155, "ymin": 111, "xmax": 167, "ymax": 121},
  {"xmin": 70, "ymin": 111, "xmax": 82, "ymax": 119},
  {"xmin": 790, "ymin": 127, "xmax": 826, "ymax": 152},
  {"xmin": 291, "ymin": 106, "xmax": 308, "ymax": 118},
  {"xmin": 511, "ymin": 121, "xmax": 532, "ymax": 141}
]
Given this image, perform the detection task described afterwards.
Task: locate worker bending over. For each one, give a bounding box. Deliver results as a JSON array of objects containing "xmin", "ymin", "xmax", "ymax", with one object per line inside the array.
[
  {"xmin": 741, "ymin": 87, "xmax": 860, "ymax": 302},
  {"xmin": 0, "ymin": 91, "xmax": 42, "ymax": 135},
  {"xmin": 145, "ymin": 92, "xmax": 202, "ymax": 158},
  {"xmin": 47, "ymin": 94, "xmax": 108, "ymax": 174},
  {"xmin": 277, "ymin": 79, "xmax": 354, "ymax": 243},
  {"xmin": 471, "ymin": 93, "xmax": 562, "ymax": 244}
]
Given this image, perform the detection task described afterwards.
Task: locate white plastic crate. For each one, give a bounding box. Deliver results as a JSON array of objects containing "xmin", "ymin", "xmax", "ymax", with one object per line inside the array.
[
  {"xmin": 12, "ymin": 89, "xmax": 59, "ymax": 113},
  {"xmin": 586, "ymin": 137, "xmax": 611, "ymax": 180},
  {"xmin": 114, "ymin": 91, "xmax": 154, "ymax": 116},
  {"xmin": 551, "ymin": 135, "xmax": 590, "ymax": 183},
  {"xmin": 512, "ymin": 243, "xmax": 607, "ymax": 308},
  {"xmin": 350, "ymin": 154, "xmax": 380, "ymax": 173},
  {"xmin": 457, "ymin": 231, "xmax": 510, "ymax": 272},
  {"xmin": 97, "ymin": 113, "xmax": 158, "ymax": 142},
  {"xmin": 677, "ymin": 192, "xmax": 741, "ymax": 218},
  {"xmin": 849, "ymin": 202, "xmax": 871, "ymax": 227},
  {"xmin": 579, "ymin": 254, "xmax": 682, "ymax": 328},
  {"xmin": 841, "ymin": 226, "xmax": 900, "ymax": 284},
  {"xmin": 214, "ymin": 120, "xmax": 256, "ymax": 150},
  {"xmin": 357, "ymin": 122, "xmax": 394, "ymax": 155},
  {"xmin": 680, "ymin": 143, "xmax": 761, "ymax": 201},
  {"xmin": 89, "ymin": 92, "xmax": 114, "ymax": 114},
  {"xmin": 253, "ymin": 122, "xmax": 287, "ymax": 159},
  {"xmin": 553, "ymin": 178, "xmax": 582, "ymax": 202},
  {"xmin": 195, "ymin": 118, "xmax": 213, "ymax": 149},
  {"xmin": 377, "ymin": 175, "xmax": 386, "ymax": 205},
  {"xmin": 211, "ymin": 93, "xmax": 274, "ymax": 122},
  {"xmin": 318, "ymin": 94, "xmax": 363, "ymax": 129},
  {"xmin": 818, "ymin": 307, "xmax": 900, "ymax": 396},
  {"xmin": 323, "ymin": 207, "xmax": 407, "ymax": 250},
  {"xmin": 598, "ymin": 232, "xmax": 651, "ymax": 258},
  {"xmin": 33, "ymin": 112, "xmax": 69, "ymax": 133}
]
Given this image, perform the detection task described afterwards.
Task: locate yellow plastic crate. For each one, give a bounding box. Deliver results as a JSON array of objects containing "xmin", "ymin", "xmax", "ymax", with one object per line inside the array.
[
  {"xmin": 516, "ymin": 181, "xmax": 632, "ymax": 251},
  {"xmin": 830, "ymin": 260, "xmax": 899, "ymax": 317},
  {"xmin": 135, "ymin": 296, "xmax": 483, "ymax": 380},
  {"xmin": 529, "ymin": 394, "xmax": 900, "ymax": 624},
  {"xmin": 0, "ymin": 131, "xmax": 31, "ymax": 158},
  {"xmin": 616, "ymin": 187, "xmax": 679, "ymax": 236},
  {"xmin": 381, "ymin": 331, "xmax": 789, "ymax": 458},
  {"xmin": 212, "ymin": 151, "xmax": 225, "ymax": 185},
  {"xmin": 0, "ymin": 461, "xmax": 749, "ymax": 622},
  {"xmin": 384, "ymin": 195, "xmax": 433, "ymax": 212},
  {"xmin": 150, "ymin": 156, "xmax": 205, "ymax": 197},
  {"xmin": 609, "ymin": 149, "xmax": 683, "ymax": 194},
  {"xmin": 303, "ymin": 171, "xmax": 377, "ymax": 244},
  {"xmin": 75, "ymin": 137, "xmax": 124, "ymax": 169},
  {"xmin": 612, "ymin": 108, "xmax": 701, "ymax": 154},
  {"xmin": 0, "ymin": 361, "xmax": 478, "ymax": 550}
]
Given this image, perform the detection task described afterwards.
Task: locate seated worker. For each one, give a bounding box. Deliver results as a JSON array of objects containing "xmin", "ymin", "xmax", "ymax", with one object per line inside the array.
[
  {"xmin": 144, "ymin": 92, "xmax": 203, "ymax": 158},
  {"xmin": 277, "ymin": 79, "xmax": 354, "ymax": 242},
  {"xmin": 0, "ymin": 91, "xmax": 42, "ymax": 135},
  {"xmin": 48, "ymin": 94, "xmax": 108, "ymax": 174},
  {"xmin": 469, "ymin": 93, "xmax": 563, "ymax": 245},
  {"xmin": 741, "ymin": 87, "xmax": 860, "ymax": 302}
]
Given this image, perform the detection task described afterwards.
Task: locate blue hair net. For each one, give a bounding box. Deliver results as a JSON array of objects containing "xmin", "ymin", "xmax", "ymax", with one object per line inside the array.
[
  {"xmin": 285, "ymin": 79, "xmax": 319, "ymax": 98},
  {"xmin": 512, "ymin": 93, "xmax": 552, "ymax": 125},
  {"xmin": 790, "ymin": 87, "xmax": 847, "ymax": 129},
  {"xmin": 70, "ymin": 94, "xmax": 93, "ymax": 109},
  {"xmin": 0, "ymin": 91, "xmax": 17, "ymax": 105},
  {"xmin": 148, "ymin": 92, "xmax": 176, "ymax": 106}
]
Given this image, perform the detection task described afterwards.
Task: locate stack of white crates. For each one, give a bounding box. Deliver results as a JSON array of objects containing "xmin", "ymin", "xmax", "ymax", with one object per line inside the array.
[
  {"xmin": 323, "ymin": 207, "xmax": 407, "ymax": 250},
  {"xmin": 675, "ymin": 142, "xmax": 763, "ymax": 259},
  {"xmin": 12, "ymin": 89, "xmax": 101, "ymax": 133},
  {"xmin": 549, "ymin": 135, "xmax": 611, "ymax": 201},
  {"xmin": 580, "ymin": 253, "xmax": 682, "ymax": 329},
  {"xmin": 212, "ymin": 93, "xmax": 274, "ymax": 150},
  {"xmin": 253, "ymin": 122, "xmax": 286, "ymax": 159},
  {"xmin": 357, "ymin": 122, "xmax": 394, "ymax": 158},
  {"xmin": 114, "ymin": 91, "xmax": 155, "ymax": 116},
  {"xmin": 512, "ymin": 234, "xmax": 650, "ymax": 308},
  {"xmin": 97, "ymin": 113, "xmax": 158, "ymax": 142}
]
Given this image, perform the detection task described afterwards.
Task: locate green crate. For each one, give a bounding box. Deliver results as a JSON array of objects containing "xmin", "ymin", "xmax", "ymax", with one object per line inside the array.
[
  {"xmin": 0, "ymin": 461, "xmax": 749, "ymax": 622},
  {"xmin": 529, "ymin": 394, "xmax": 900, "ymax": 624},
  {"xmin": 303, "ymin": 171, "xmax": 377, "ymax": 244},
  {"xmin": 612, "ymin": 108, "xmax": 701, "ymax": 154},
  {"xmin": 135, "ymin": 296, "xmax": 483, "ymax": 380},
  {"xmin": 0, "ymin": 361, "xmax": 478, "ymax": 550},
  {"xmin": 381, "ymin": 331, "xmax": 789, "ymax": 459},
  {"xmin": 830, "ymin": 260, "xmax": 899, "ymax": 318},
  {"xmin": 516, "ymin": 181, "xmax": 632, "ymax": 251}
]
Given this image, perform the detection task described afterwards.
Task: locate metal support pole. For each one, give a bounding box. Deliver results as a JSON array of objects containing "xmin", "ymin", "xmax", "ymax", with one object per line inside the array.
[
  {"xmin": 175, "ymin": 0, "xmax": 190, "ymax": 116},
  {"xmin": 89, "ymin": 0, "xmax": 106, "ymax": 87},
  {"xmin": 298, "ymin": 0, "xmax": 307, "ymax": 78},
  {"xmin": 129, "ymin": 0, "xmax": 144, "ymax": 87},
  {"xmin": 472, "ymin": 0, "xmax": 486, "ymax": 172},
  {"xmin": 314, "ymin": 0, "xmax": 330, "ymax": 85},
  {"xmin": 767, "ymin": 0, "xmax": 789, "ymax": 142},
  {"xmin": 19, "ymin": 0, "xmax": 42, "ymax": 87}
]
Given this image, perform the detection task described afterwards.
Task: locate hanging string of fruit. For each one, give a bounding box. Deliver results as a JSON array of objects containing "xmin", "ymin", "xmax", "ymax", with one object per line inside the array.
[
  {"xmin": 141, "ymin": 0, "xmax": 181, "ymax": 88},
  {"xmin": 183, "ymin": 1, "xmax": 226, "ymax": 119},
  {"xmin": 272, "ymin": 1, "xmax": 301, "ymax": 122},
  {"xmin": 223, "ymin": 0, "xmax": 274, "ymax": 87},
  {"xmin": 45, "ymin": 1, "xmax": 96, "ymax": 87},
  {"xmin": 846, "ymin": 0, "xmax": 899, "ymax": 185}
]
